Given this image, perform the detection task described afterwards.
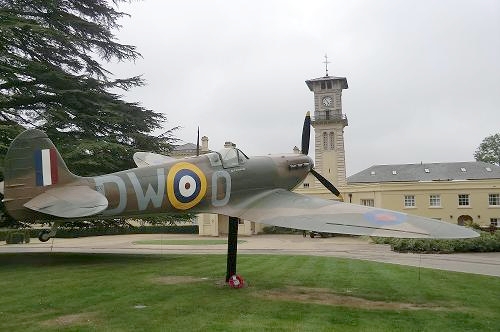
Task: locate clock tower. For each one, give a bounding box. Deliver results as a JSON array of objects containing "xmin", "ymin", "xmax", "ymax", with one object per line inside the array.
[{"xmin": 305, "ymin": 59, "xmax": 348, "ymax": 189}]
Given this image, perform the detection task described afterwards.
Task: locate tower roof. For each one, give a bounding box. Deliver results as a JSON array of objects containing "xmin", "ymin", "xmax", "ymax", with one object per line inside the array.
[{"xmin": 305, "ymin": 76, "xmax": 348, "ymax": 91}]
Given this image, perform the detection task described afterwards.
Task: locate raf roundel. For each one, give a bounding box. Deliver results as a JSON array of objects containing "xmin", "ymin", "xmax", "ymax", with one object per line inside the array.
[
  {"xmin": 363, "ymin": 209, "xmax": 407, "ymax": 226},
  {"xmin": 167, "ymin": 162, "xmax": 207, "ymax": 210}
]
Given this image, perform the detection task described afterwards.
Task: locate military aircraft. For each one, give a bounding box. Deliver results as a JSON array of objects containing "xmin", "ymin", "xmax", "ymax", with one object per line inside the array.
[{"xmin": 1, "ymin": 113, "xmax": 478, "ymax": 281}]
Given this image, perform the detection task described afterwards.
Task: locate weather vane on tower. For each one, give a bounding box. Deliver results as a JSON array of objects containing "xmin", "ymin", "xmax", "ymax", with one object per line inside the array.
[{"xmin": 323, "ymin": 54, "xmax": 330, "ymax": 77}]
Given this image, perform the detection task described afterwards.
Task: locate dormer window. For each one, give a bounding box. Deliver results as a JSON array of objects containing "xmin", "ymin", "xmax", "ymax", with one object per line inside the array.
[
  {"xmin": 460, "ymin": 168, "xmax": 467, "ymax": 172},
  {"xmin": 392, "ymin": 170, "xmax": 397, "ymax": 175},
  {"xmin": 486, "ymin": 167, "xmax": 492, "ymax": 172},
  {"xmin": 424, "ymin": 168, "xmax": 430, "ymax": 173}
]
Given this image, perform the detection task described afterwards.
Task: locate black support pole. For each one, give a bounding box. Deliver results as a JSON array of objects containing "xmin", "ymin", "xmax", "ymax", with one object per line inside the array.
[{"xmin": 226, "ymin": 216, "xmax": 239, "ymax": 282}]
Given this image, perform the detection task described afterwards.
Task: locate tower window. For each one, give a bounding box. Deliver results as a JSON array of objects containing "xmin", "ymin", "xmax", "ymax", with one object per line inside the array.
[
  {"xmin": 329, "ymin": 132, "xmax": 335, "ymax": 150},
  {"xmin": 320, "ymin": 81, "xmax": 326, "ymax": 89},
  {"xmin": 326, "ymin": 81, "xmax": 332, "ymax": 89},
  {"xmin": 323, "ymin": 132, "xmax": 328, "ymax": 150}
]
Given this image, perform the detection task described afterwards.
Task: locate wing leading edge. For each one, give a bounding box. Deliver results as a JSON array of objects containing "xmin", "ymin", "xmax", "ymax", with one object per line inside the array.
[{"xmin": 222, "ymin": 189, "xmax": 478, "ymax": 239}]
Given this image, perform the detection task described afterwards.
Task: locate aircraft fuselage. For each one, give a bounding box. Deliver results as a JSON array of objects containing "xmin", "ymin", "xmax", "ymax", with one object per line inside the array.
[
  {"xmin": 93, "ymin": 153, "xmax": 313, "ymax": 217},
  {"xmin": 6, "ymin": 151, "xmax": 312, "ymax": 221}
]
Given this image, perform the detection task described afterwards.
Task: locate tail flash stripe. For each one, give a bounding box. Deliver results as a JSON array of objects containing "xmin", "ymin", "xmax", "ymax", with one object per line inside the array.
[
  {"xmin": 34, "ymin": 148, "xmax": 58, "ymax": 186},
  {"xmin": 41, "ymin": 149, "xmax": 52, "ymax": 186},
  {"xmin": 50, "ymin": 148, "xmax": 58, "ymax": 184},
  {"xmin": 35, "ymin": 150, "xmax": 43, "ymax": 186}
]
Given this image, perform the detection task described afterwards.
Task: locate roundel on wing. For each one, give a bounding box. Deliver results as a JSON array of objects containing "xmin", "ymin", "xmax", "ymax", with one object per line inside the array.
[
  {"xmin": 363, "ymin": 209, "xmax": 407, "ymax": 226},
  {"xmin": 167, "ymin": 162, "xmax": 207, "ymax": 210}
]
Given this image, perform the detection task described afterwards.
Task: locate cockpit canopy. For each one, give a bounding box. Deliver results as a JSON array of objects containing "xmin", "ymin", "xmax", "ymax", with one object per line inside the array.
[{"xmin": 207, "ymin": 147, "xmax": 248, "ymax": 168}]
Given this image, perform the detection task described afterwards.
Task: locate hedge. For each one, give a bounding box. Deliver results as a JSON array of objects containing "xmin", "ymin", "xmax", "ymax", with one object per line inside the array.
[
  {"xmin": 4, "ymin": 230, "xmax": 31, "ymax": 244},
  {"xmin": 372, "ymin": 231, "xmax": 500, "ymax": 253},
  {"xmin": 1, "ymin": 225, "xmax": 199, "ymax": 242},
  {"xmin": 262, "ymin": 226, "xmax": 301, "ymax": 234}
]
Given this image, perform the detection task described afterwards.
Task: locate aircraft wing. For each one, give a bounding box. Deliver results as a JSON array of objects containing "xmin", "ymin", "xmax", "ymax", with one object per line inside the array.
[
  {"xmin": 23, "ymin": 186, "xmax": 108, "ymax": 218},
  {"xmin": 221, "ymin": 189, "xmax": 478, "ymax": 239},
  {"xmin": 133, "ymin": 152, "xmax": 175, "ymax": 167}
]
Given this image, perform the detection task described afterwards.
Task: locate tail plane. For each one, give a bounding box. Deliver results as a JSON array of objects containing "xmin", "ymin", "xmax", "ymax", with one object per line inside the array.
[{"xmin": 2, "ymin": 129, "xmax": 107, "ymax": 220}]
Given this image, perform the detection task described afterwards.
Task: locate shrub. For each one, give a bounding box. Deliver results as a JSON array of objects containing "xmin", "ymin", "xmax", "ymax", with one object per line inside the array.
[
  {"xmin": 53, "ymin": 225, "xmax": 199, "ymax": 238},
  {"xmin": 262, "ymin": 226, "xmax": 300, "ymax": 234},
  {"xmin": 372, "ymin": 231, "xmax": 500, "ymax": 253},
  {"xmin": 1, "ymin": 225, "xmax": 199, "ymax": 241},
  {"xmin": 5, "ymin": 232, "xmax": 25, "ymax": 244}
]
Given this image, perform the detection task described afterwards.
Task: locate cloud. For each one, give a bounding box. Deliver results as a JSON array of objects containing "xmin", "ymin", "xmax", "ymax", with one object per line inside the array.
[{"xmin": 109, "ymin": 0, "xmax": 500, "ymax": 175}]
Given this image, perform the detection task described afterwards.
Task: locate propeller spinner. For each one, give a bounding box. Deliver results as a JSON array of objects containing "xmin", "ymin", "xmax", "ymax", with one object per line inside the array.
[{"xmin": 301, "ymin": 112, "xmax": 344, "ymax": 201}]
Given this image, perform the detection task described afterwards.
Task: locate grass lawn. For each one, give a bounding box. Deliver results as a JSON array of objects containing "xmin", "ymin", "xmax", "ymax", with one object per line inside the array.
[
  {"xmin": 133, "ymin": 239, "xmax": 246, "ymax": 245},
  {"xmin": 0, "ymin": 253, "xmax": 498, "ymax": 331}
]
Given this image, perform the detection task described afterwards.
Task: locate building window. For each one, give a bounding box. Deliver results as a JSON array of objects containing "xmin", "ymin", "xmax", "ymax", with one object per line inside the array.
[
  {"xmin": 303, "ymin": 183, "xmax": 309, "ymax": 188},
  {"xmin": 323, "ymin": 132, "xmax": 328, "ymax": 150},
  {"xmin": 491, "ymin": 218, "xmax": 498, "ymax": 227},
  {"xmin": 429, "ymin": 194, "xmax": 441, "ymax": 207},
  {"xmin": 329, "ymin": 131, "xmax": 335, "ymax": 150},
  {"xmin": 361, "ymin": 199, "xmax": 374, "ymax": 207},
  {"xmin": 404, "ymin": 195, "xmax": 415, "ymax": 208},
  {"xmin": 320, "ymin": 81, "xmax": 326, "ymax": 89},
  {"xmin": 489, "ymin": 194, "xmax": 500, "ymax": 206},
  {"xmin": 326, "ymin": 81, "xmax": 332, "ymax": 89},
  {"xmin": 458, "ymin": 194, "xmax": 470, "ymax": 207}
]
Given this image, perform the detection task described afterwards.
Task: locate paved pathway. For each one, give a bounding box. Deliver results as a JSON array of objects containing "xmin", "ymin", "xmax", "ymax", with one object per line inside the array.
[{"xmin": 1, "ymin": 234, "xmax": 499, "ymax": 277}]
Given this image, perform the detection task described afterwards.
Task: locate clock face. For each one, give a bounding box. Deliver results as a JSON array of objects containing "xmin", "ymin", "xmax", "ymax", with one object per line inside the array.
[{"xmin": 322, "ymin": 96, "xmax": 332, "ymax": 107}]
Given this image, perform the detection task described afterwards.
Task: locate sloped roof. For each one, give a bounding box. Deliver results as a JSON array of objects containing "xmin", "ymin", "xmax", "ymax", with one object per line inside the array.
[
  {"xmin": 347, "ymin": 161, "xmax": 500, "ymax": 183},
  {"xmin": 305, "ymin": 76, "xmax": 348, "ymax": 90},
  {"xmin": 173, "ymin": 143, "xmax": 197, "ymax": 151}
]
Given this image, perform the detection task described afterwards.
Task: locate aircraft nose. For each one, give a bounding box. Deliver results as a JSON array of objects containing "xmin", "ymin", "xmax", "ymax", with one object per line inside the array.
[
  {"xmin": 286, "ymin": 155, "xmax": 313, "ymax": 173},
  {"xmin": 307, "ymin": 156, "xmax": 314, "ymax": 170}
]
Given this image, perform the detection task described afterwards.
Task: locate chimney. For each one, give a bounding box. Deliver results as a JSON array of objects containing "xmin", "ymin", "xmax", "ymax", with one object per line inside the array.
[{"xmin": 201, "ymin": 136, "xmax": 209, "ymax": 152}]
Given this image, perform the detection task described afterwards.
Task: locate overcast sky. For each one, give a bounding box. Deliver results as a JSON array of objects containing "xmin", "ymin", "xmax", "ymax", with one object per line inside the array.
[{"xmin": 108, "ymin": 0, "xmax": 500, "ymax": 175}]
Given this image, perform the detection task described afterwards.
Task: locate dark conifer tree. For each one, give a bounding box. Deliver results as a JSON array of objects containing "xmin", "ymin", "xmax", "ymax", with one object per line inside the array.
[{"xmin": 0, "ymin": 0, "xmax": 174, "ymax": 177}]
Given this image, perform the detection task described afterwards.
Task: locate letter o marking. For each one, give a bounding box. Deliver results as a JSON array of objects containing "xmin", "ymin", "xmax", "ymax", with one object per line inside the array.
[{"xmin": 167, "ymin": 162, "xmax": 207, "ymax": 210}]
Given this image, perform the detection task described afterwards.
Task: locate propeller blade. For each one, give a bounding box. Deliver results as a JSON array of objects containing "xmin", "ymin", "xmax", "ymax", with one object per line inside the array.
[
  {"xmin": 310, "ymin": 169, "xmax": 343, "ymax": 200},
  {"xmin": 301, "ymin": 111, "xmax": 343, "ymax": 201},
  {"xmin": 301, "ymin": 112, "xmax": 311, "ymax": 155}
]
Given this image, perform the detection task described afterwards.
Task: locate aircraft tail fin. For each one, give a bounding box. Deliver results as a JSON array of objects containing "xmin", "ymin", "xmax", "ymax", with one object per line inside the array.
[{"xmin": 2, "ymin": 129, "xmax": 81, "ymax": 219}]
